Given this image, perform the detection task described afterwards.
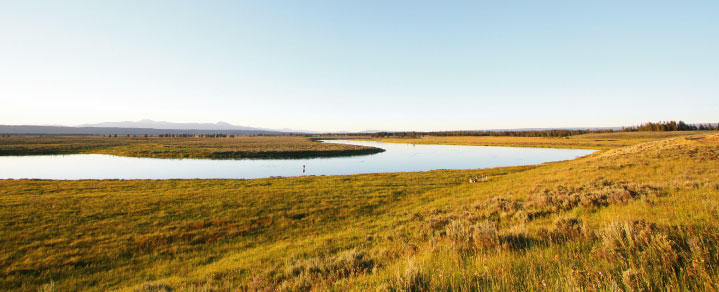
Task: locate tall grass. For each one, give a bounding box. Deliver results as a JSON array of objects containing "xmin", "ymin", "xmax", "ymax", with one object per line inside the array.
[{"xmin": 0, "ymin": 133, "xmax": 717, "ymax": 291}]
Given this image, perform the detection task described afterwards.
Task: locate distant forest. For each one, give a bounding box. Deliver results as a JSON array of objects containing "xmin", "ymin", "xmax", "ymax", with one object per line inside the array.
[
  {"xmin": 365, "ymin": 121, "xmax": 718, "ymax": 138},
  {"xmin": 624, "ymin": 120, "xmax": 716, "ymax": 132},
  {"xmin": 1, "ymin": 121, "xmax": 715, "ymax": 138}
]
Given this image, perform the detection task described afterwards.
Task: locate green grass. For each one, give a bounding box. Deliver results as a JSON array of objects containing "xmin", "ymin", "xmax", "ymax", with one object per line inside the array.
[
  {"xmin": 0, "ymin": 136, "xmax": 383, "ymax": 158},
  {"xmin": 1, "ymin": 132, "xmax": 718, "ymax": 291}
]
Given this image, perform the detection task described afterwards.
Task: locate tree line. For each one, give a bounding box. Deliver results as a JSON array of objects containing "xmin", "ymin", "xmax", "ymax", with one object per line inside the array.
[
  {"xmin": 102, "ymin": 134, "xmax": 238, "ymax": 138},
  {"xmin": 367, "ymin": 120, "xmax": 717, "ymax": 138},
  {"xmin": 369, "ymin": 129, "xmax": 606, "ymax": 138},
  {"xmin": 155, "ymin": 134, "xmax": 237, "ymax": 138},
  {"xmin": 622, "ymin": 121, "xmax": 717, "ymax": 132}
]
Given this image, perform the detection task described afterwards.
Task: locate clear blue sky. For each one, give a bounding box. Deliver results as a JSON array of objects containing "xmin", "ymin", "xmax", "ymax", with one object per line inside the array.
[{"xmin": 1, "ymin": 1, "xmax": 717, "ymax": 131}]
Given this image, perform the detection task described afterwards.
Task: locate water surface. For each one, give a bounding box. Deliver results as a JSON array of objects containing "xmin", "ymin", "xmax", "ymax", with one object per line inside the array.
[{"xmin": 0, "ymin": 140, "xmax": 595, "ymax": 180}]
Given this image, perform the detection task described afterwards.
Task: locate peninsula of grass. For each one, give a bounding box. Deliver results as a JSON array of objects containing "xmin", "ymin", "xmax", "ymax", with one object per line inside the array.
[
  {"xmin": 366, "ymin": 131, "xmax": 712, "ymax": 150},
  {"xmin": 0, "ymin": 136, "xmax": 384, "ymax": 159},
  {"xmin": 1, "ymin": 132, "xmax": 718, "ymax": 291}
]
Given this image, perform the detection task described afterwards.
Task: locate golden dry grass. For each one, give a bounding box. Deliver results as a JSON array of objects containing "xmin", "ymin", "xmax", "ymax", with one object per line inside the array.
[
  {"xmin": 368, "ymin": 131, "xmax": 713, "ymax": 150},
  {"xmin": 1, "ymin": 132, "xmax": 718, "ymax": 291},
  {"xmin": 0, "ymin": 136, "xmax": 382, "ymax": 158}
]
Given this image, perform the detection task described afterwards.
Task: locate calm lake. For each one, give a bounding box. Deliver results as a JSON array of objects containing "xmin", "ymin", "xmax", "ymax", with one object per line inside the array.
[{"xmin": 0, "ymin": 140, "xmax": 595, "ymax": 180}]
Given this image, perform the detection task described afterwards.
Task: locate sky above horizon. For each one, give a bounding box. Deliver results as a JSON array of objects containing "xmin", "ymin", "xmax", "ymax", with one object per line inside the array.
[{"xmin": 1, "ymin": 1, "xmax": 717, "ymax": 132}]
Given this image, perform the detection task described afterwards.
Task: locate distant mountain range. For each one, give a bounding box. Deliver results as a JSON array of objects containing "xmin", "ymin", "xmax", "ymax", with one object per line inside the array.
[
  {"xmin": 0, "ymin": 119, "xmax": 382, "ymax": 135},
  {"xmin": 79, "ymin": 120, "xmax": 265, "ymax": 131},
  {"xmin": 0, "ymin": 125, "xmax": 283, "ymax": 136},
  {"xmin": 0, "ymin": 120, "xmax": 296, "ymax": 135},
  {"xmin": 79, "ymin": 119, "xmax": 322, "ymax": 134}
]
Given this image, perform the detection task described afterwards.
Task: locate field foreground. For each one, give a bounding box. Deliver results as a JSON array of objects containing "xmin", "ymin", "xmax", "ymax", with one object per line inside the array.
[{"xmin": 1, "ymin": 133, "xmax": 719, "ymax": 291}]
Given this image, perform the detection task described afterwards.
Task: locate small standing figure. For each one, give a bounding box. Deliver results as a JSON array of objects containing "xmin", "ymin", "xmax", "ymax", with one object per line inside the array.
[{"xmin": 302, "ymin": 165, "xmax": 306, "ymax": 173}]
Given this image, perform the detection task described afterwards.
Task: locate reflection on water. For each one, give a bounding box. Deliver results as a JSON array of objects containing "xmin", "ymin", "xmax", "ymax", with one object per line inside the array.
[{"xmin": 0, "ymin": 140, "xmax": 595, "ymax": 180}]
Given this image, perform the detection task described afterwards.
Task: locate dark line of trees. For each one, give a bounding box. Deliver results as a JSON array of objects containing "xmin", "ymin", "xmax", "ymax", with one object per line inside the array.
[
  {"xmin": 369, "ymin": 129, "xmax": 607, "ymax": 138},
  {"xmin": 622, "ymin": 121, "xmax": 717, "ymax": 132},
  {"xmin": 364, "ymin": 121, "xmax": 716, "ymax": 139},
  {"xmin": 101, "ymin": 133, "xmax": 238, "ymax": 138},
  {"xmin": 156, "ymin": 134, "xmax": 237, "ymax": 138}
]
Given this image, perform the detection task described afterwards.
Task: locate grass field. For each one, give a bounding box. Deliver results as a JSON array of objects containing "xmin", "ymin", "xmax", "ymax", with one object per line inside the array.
[
  {"xmin": 367, "ymin": 131, "xmax": 712, "ymax": 150},
  {"xmin": 0, "ymin": 136, "xmax": 383, "ymax": 158},
  {"xmin": 1, "ymin": 132, "xmax": 718, "ymax": 291}
]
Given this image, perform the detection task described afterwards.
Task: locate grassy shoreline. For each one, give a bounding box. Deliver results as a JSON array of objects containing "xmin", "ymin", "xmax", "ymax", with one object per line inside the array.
[
  {"xmin": 362, "ymin": 131, "xmax": 713, "ymax": 150},
  {"xmin": 0, "ymin": 136, "xmax": 384, "ymax": 159},
  {"xmin": 1, "ymin": 132, "xmax": 718, "ymax": 291}
]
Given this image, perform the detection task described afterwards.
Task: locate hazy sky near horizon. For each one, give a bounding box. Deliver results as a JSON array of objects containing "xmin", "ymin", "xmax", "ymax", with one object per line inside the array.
[{"xmin": 1, "ymin": 1, "xmax": 717, "ymax": 131}]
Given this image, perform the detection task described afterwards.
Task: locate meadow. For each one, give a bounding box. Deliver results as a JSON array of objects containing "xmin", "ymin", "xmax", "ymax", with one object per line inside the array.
[
  {"xmin": 1, "ymin": 132, "xmax": 718, "ymax": 291},
  {"xmin": 0, "ymin": 136, "xmax": 383, "ymax": 158},
  {"xmin": 368, "ymin": 131, "xmax": 711, "ymax": 150}
]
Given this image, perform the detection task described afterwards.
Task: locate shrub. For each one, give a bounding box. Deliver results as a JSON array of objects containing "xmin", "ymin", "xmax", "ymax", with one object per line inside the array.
[
  {"xmin": 331, "ymin": 249, "xmax": 375, "ymax": 276},
  {"xmin": 280, "ymin": 249, "xmax": 375, "ymax": 289},
  {"xmin": 477, "ymin": 197, "xmax": 522, "ymax": 220},
  {"xmin": 499, "ymin": 224, "xmax": 532, "ymax": 250},
  {"xmin": 425, "ymin": 215, "xmax": 452, "ymax": 232},
  {"xmin": 444, "ymin": 219, "xmax": 474, "ymax": 252},
  {"xmin": 473, "ymin": 221, "xmax": 501, "ymax": 250},
  {"xmin": 552, "ymin": 217, "xmax": 590, "ymax": 242},
  {"xmin": 598, "ymin": 220, "xmax": 681, "ymax": 291},
  {"xmin": 600, "ymin": 220, "xmax": 657, "ymax": 259},
  {"xmin": 445, "ymin": 220, "xmax": 499, "ymax": 252}
]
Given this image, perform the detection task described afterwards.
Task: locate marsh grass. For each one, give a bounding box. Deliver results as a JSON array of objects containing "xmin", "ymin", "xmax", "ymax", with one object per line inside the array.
[
  {"xmin": 1, "ymin": 132, "xmax": 718, "ymax": 291},
  {"xmin": 371, "ymin": 131, "xmax": 712, "ymax": 150},
  {"xmin": 0, "ymin": 136, "xmax": 383, "ymax": 158}
]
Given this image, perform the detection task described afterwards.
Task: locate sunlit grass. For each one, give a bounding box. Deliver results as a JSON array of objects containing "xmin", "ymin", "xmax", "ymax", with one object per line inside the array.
[
  {"xmin": 368, "ymin": 131, "xmax": 712, "ymax": 150},
  {"xmin": 0, "ymin": 136, "xmax": 382, "ymax": 158},
  {"xmin": 1, "ymin": 132, "xmax": 718, "ymax": 291}
]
